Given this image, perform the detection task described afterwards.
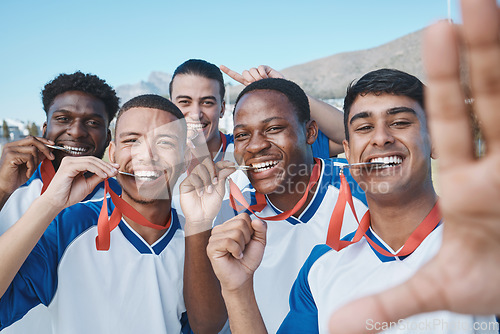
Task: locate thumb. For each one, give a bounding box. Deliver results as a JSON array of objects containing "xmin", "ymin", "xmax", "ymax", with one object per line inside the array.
[
  {"xmin": 251, "ymin": 219, "xmax": 267, "ymax": 246},
  {"xmin": 329, "ymin": 261, "xmax": 442, "ymax": 334}
]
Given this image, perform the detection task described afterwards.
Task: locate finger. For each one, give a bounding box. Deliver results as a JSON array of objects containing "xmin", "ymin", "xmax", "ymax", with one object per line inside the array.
[
  {"xmin": 191, "ymin": 160, "xmax": 215, "ymax": 194},
  {"xmin": 257, "ymin": 65, "xmax": 270, "ymax": 79},
  {"xmin": 423, "ymin": 21, "xmax": 474, "ymax": 168},
  {"xmin": 201, "ymin": 157, "xmax": 217, "ymax": 183},
  {"xmin": 461, "ymin": 0, "xmax": 500, "ymax": 149},
  {"xmin": 220, "ymin": 65, "xmax": 248, "ymax": 85},
  {"xmin": 249, "ymin": 68, "xmax": 265, "ymax": 81},
  {"xmin": 266, "ymin": 66, "xmax": 285, "ymax": 79},
  {"xmin": 62, "ymin": 157, "xmax": 117, "ymax": 179},
  {"xmin": 329, "ymin": 260, "xmax": 444, "ymax": 334},
  {"xmin": 242, "ymin": 70, "xmax": 257, "ymax": 85},
  {"xmin": 215, "ymin": 160, "xmax": 237, "ymax": 181},
  {"xmin": 183, "ymin": 173, "xmax": 205, "ymax": 196}
]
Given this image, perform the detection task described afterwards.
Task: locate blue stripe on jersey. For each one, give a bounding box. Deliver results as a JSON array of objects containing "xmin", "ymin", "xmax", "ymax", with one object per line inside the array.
[
  {"xmin": 278, "ymin": 244, "xmax": 333, "ymax": 333},
  {"xmin": 214, "ymin": 133, "xmax": 234, "ymax": 163},
  {"xmin": 311, "ymin": 129, "xmax": 330, "ymax": 159},
  {"xmin": 266, "ymin": 158, "xmax": 366, "ymax": 225}
]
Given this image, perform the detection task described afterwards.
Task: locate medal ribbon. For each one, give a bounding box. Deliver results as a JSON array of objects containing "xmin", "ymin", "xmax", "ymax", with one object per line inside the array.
[
  {"xmin": 95, "ymin": 179, "xmax": 171, "ymax": 251},
  {"xmin": 326, "ymin": 170, "xmax": 441, "ymax": 257},
  {"xmin": 40, "ymin": 159, "xmax": 56, "ymax": 195},
  {"xmin": 228, "ymin": 158, "xmax": 321, "ymax": 221}
]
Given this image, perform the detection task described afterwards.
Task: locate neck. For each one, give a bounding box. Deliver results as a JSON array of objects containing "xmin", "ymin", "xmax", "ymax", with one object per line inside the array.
[
  {"xmin": 121, "ymin": 195, "xmax": 172, "ymax": 245},
  {"xmin": 207, "ymin": 132, "xmax": 222, "ymax": 159},
  {"xmin": 267, "ymin": 159, "xmax": 317, "ymax": 218},
  {"xmin": 367, "ymin": 185, "xmax": 437, "ymax": 251}
]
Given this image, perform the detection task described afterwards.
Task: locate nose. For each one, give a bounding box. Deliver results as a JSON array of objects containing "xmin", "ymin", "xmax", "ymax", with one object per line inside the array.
[
  {"xmin": 184, "ymin": 105, "xmax": 203, "ymax": 121},
  {"xmin": 66, "ymin": 120, "xmax": 88, "ymax": 138},
  {"xmin": 370, "ymin": 124, "xmax": 395, "ymax": 147},
  {"xmin": 132, "ymin": 136, "xmax": 159, "ymax": 163},
  {"xmin": 246, "ymin": 132, "xmax": 271, "ymax": 154}
]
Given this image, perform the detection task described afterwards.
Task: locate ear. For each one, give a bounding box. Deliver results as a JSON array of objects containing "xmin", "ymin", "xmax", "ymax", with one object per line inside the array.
[
  {"xmin": 305, "ymin": 119, "xmax": 319, "ymax": 145},
  {"xmin": 343, "ymin": 139, "xmax": 350, "ymax": 162},
  {"xmin": 219, "ymin": 100, "xmax": 226, "ymax": 119},
  {"xmin": 105, "ymin": 129, "xmax": 112, "ymax": 149},
  {"xmin": 108, "ymin": 140, "xmax": 116, "ymax": 163},
  {"xmin": 42, "ymin": 122, "xmax": 47, "ymax": 137}
]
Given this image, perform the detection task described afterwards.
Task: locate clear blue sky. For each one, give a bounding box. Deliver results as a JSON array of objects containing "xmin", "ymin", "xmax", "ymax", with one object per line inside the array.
[{"xmin": 0, "ymin": 0, "xmax": 465, "ymax": 124}]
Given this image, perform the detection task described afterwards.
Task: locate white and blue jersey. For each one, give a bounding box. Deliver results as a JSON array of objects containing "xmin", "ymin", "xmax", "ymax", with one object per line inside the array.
[
  {"xmin": 216, "ymin": 158, "xmax": 367, "ymax": 333},
  {"xmin": 0, "ymin": 197, "xmax": 188, "ymax": 334},
  {"xmin": 279, "ymin": 224, "xmax": 497, "ymax": 333},
  {"xmin": 0, "ymin": 162, "xmax": 121, "ymax": 334}
]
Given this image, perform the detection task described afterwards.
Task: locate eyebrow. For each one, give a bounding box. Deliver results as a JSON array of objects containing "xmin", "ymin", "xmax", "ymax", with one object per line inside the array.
[
  {"xmin": 118, "ymin": 132, "xmax": 179, "ymax": 140},
  {"xmin": 349, "ymin": 107, "xmax": 417, "ymax": 125},
  {"xmin": 234, "ymin": 116, "xmax": 285, "ymax": 130},
  {"xmin": 52, "ymin": 109, "xmax": 106, "ymax": 121},
  {"xmin": 174, "ymin": 95, "xmax": 217, "ymax": 101}
]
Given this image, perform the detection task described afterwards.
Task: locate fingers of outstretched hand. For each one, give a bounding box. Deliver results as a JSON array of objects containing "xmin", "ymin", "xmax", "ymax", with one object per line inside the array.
[
  {"xmin": 220, "ymin": 65, "xmax": 247, "ymax": 85},
  {"xmin": 423, "ymin": 21, "xmax": 474, "ymax": 168},
  {"xmin": 461, "ymin": 0, "xmax": 500, "ymax": 149},
  {"xmin": 329, "ymin": 260, "xmax": 444, "ymax": 334}
]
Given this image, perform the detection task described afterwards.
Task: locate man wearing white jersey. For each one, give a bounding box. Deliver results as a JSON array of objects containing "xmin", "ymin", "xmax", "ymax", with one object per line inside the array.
[
  {"xmin": 330, "ymin": 0, "xmax": 500, "ymax": 332},
  {"xmin": 182, "ymin": 78, "xmax": 367, "ymax": 333},
  {"xmin": 0, "ymin": 71, "xmax": 121, "ymax": 334},
  {"xmin": 0, "ymin": 95, "xmax": 190, "ymax": 333},
  {"xmin": 207, "ymin": 69, "xmax": 497, "ymax": 334}
]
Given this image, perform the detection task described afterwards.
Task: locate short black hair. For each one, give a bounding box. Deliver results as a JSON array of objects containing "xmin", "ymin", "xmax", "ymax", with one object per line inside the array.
[
  {"xmin": 343, "ymin": 68, "xmax": 424, "ymax": 141},
  {"xmin": 169, "ymin": 59, "xmax": 225, "ymax": 101},
  {"xmin": 116, "ymin": 94, "xmax": 186, "ymax": 138},
  {"xmin": 41, "ymin": 71, "xmax": 119, "ymax": 125},
  {"xmin": 234, "ymin": 78, "xmax": 310, "ymax": 124}
]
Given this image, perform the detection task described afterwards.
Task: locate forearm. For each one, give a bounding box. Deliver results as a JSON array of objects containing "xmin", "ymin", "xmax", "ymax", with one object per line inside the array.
[
  {"xmin": 184, "ymin": 229, "xmax": 227, "ymax": 333},
  {"xmin": 0, "ymin": 189, "xmax": 11, "ymax": 211},
  {"xmin": 0, "ymin": 195, "xmax": 61, "ymax": 297},
  {"xmin": 222, "ymin": 279, "xmax": 267, "ymax": 334},
  {"xmin": 308, "ymin": 95, "xmax": 345, "ymax": 145}
]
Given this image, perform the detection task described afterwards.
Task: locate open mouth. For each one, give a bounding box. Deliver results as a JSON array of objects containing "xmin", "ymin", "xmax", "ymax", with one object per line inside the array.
[
  {"xmin": 187, "ymin": 123, "xmax": 208, "ymax": 131},
  {"xmin": 250, "ymin": 160, "xmax": 280, "ymax": 173},
  {"xmin": 133, "ymin": 170, "xmax": 163, "ymax": 182},
  {"xmin": 61, "ymin": 145, "xmax": 91, "ymax": 156},
  {"xmin": 370, "ymin": 155, "xmax": 403, "ymax": 168}
]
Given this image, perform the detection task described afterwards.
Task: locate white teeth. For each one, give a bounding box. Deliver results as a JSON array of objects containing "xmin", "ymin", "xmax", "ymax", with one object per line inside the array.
[
  {"xmin": 187, "ymin": 123, "xmax": 206, "ymax": 130},
  {"xmin": 250, "ymin": 160, "xmax": 279, "ymax": 172},
  {"xmin": 134, "ymin": 170, "xmax": 162, "ymax": 180},
  {"xmin": 63, "ymin": 145, "xmax": 88, "ymax": 155},
  {"xmin": 370, "ymin": 156, "xmax": 403, "ymax": 165}
]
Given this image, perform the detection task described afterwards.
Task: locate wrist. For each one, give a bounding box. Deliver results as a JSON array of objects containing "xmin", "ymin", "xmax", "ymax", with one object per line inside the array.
[{"xmin": 184, "ymin": 218, "xmax": 214, "ymax": 236}]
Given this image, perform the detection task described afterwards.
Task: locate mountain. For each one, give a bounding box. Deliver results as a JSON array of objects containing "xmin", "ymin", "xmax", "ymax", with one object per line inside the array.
[
  {"xmin": 115, "ymin": 71, "xmax": 172, "ymax": 105},
  {"xmin": 116, "ymin": 29, "xmax": 425, "ymax": 104}
]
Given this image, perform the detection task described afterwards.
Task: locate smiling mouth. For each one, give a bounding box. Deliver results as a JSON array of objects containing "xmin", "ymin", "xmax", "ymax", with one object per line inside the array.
[
  {"xmin": 369, "ymin": 155, "xmax": 403, "ymax": 168},
  {"xmin": 133, "ymin": 170, "xmax": 163, "ymax": 181},
  {"xmin": 187, "ymin": 123, "xmax": 208, "ymax": 131},
  {"xmin": 62, "ymin": 145, "xmax": 90, "ymax": 156},
  {"xmin": 250, "ymin": 160, "xmax": 280, "ymax": 173}
]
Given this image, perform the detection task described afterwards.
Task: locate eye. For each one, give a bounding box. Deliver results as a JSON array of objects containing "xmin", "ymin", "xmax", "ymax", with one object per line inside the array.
[
  {"xmin": 266, "ymin": 126, "xmax": 284, "ymax": 133},
  {"xmin": 157, "ymin": 139, "xmax": 175, "ymax": 147},
  {"xmin": 202, "ymin": 100, "xmax": 215, "ymax": 106},
  {"xmin": 391, "ymin": 120, "xmax": 412, "ymax": 128},
  {"xmin": 55, "ymin": 116, "xmax": 70, "ymax": 123},
  {"xmin": 234, "ymin": 132, "xmax": 249, "ymax": 141},
  {"xmin": 87, "ymin": 120, "xmax": 102, "ymax": 127},
  {"xmin": 177, "ymin": 100, "xmax": 190, "ymax": 105},
  {"xmin": 354, "ymin": 124, "xmax": 373, "ymax": 133}
]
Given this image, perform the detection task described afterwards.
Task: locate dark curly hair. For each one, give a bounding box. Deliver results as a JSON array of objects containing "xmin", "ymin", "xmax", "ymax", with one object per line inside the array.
[
  {"xmin": 234, "ymin": 78, "xmax": 310, "ymax": 124},
  {"xmin": 343, "ymin": 68, "xmax": 424, "ymax": 141},
  {"xmin": 41, "ymin": 71, "xmax": 120, "ymax": 124}
]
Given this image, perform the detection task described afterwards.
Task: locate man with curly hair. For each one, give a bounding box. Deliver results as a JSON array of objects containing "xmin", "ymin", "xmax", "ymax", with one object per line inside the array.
[{"xmin": 0, "ymin": 71, "xmax": 121, "ymax": 334}]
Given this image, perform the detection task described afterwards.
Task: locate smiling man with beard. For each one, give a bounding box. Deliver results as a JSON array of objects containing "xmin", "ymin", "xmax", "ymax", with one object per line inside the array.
[{"xmin": 0, "ymin": 95, "xmax": 191, "ymax": 334}]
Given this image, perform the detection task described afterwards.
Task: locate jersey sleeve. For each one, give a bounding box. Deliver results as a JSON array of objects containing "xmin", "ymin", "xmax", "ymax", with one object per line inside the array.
[
  {"xmin": 277, "ymin": 244, "xmax": 332, "ymax": 333},
  {"xmin": 0, "ymin": 219, "xmax": 60, "ymax": 329}
]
